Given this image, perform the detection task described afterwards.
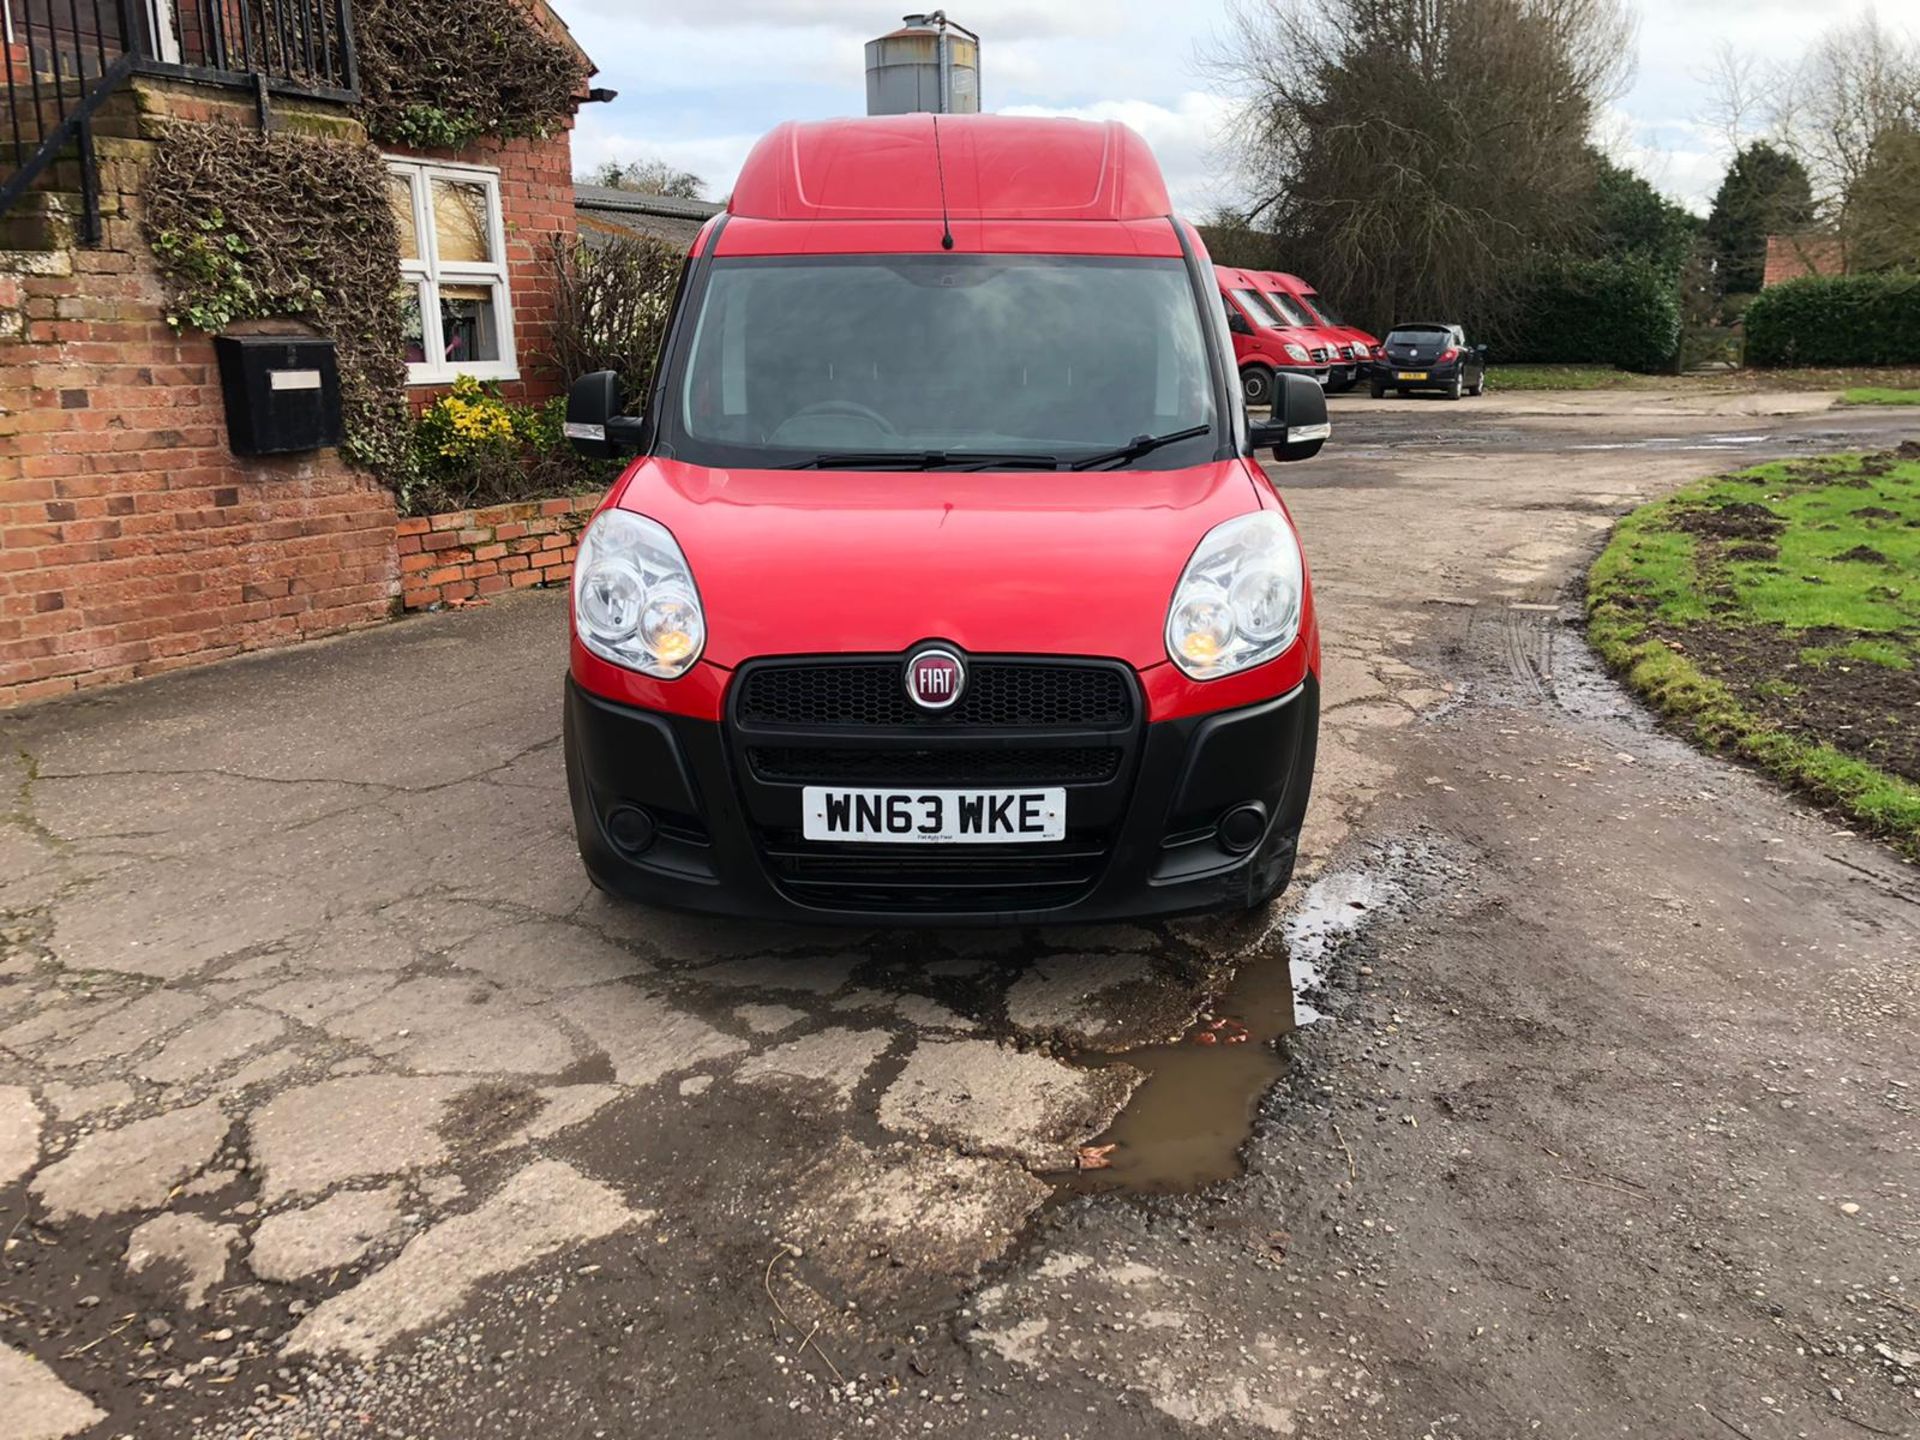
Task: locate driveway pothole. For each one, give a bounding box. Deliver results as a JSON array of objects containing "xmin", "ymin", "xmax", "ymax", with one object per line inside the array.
[{"xmin": 1054, "ymin": 843, "xmax": 1433, "ymax": 1195}]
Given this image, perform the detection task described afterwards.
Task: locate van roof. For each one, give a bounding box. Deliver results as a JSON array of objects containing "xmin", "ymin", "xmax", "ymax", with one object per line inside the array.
[
  {"xmin": 1214, "ymin": 265, "xmax": 1265, "ymax": 290},
  {"xmin": 728, "ymin": 115, "xmax": 1172, "ymax": 223},
  {"xmin": 1259, "ymin": 271, "xmax": 1313, "ymax": 291}
]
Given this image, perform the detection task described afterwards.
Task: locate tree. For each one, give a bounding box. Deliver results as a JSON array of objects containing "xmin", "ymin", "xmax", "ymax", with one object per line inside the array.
[
  {"xmin": 1844, "ymin": 121, "xmax": 1920, "ymax": 272},
  {"xmin": 1703, "ymin": 142, "xmax": 1815, "ymax": 295},
  {"xmin": 1196, "ymin": 207, "xmax": 1284, "ymax": 270},
  {"xmin": 1588, "ymin": 152, "xmax": 1698, "ymax": 279},
  {"xmin": 584, "ymin": 157, "xmax": 707, "ymax": 201},
  {"xmin": 1208, "ymin": 0, "xmax": 1637, "ymax": 336},
  {"xmin": 1697, "ymin": 40, "xmax": 1786, "ymax": 157},
  {"xmin": 1786, "ymin": 15, "xmax": 1920, "ymax": 210}
]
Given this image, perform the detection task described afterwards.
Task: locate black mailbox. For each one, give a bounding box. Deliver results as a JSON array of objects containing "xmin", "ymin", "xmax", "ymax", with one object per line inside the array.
[{"xmin": 213, "ymin": 335, "xmax": 344, "ymax": 456}]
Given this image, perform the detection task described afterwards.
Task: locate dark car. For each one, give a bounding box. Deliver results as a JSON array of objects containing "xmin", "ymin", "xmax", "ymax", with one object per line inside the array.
[{"xmin": 1370, "ymin": 323, "xmax": 1487, "ymax": 400}]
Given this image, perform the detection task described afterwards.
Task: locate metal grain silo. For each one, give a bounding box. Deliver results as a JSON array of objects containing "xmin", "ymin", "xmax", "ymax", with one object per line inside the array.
[{"xmin": 865, "ymin": 12, "xmax": 980, "ymax": 115}]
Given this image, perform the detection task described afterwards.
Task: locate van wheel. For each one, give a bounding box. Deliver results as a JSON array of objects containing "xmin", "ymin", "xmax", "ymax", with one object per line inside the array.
[
  {"xmin": 1241, "ymin": 365, "xmax": 1274, "ymax": 408},
  {"xmin": 1369, "ymin": 377, "xmax": 1388, "ymax": 399}
]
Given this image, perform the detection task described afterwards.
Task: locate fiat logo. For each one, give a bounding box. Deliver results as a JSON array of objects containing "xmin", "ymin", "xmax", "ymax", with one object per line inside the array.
[{"xmin": 905, "ymin": 646, "xmax": 965, "ymax": 711}]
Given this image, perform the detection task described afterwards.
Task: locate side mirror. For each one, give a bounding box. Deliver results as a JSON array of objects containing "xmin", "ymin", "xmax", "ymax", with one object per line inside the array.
[
  {"xmin": 1248, "ymin": 372, "xmax": 1330, "ymax": 464},
  {"xmin": 1226, "ymin": 310, "xmax": 1253, "ymax": 336},
  {"xmin": 1475, "ymin": 343, "xmax": 1488, "ymax": 356},
  {"xmin": 564, "ymin": 370, "xmax": 647, "ymax": 459}
]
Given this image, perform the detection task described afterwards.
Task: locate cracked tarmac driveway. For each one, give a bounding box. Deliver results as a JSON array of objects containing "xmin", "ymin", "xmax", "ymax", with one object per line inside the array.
[{"xmin": 2, "ymin": 390, "xmax": 1917, "ymax": 1439}]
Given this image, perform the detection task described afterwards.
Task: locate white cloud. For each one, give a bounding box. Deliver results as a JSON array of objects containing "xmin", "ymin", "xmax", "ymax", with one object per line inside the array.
[
  {"xmin": 550, "ymin": 0, "xmax": 1913, "ymax": 217},
  {"xmin": 997, "ymin": 91, "xmax": 1245, "ymax": 216},
  {"xmin": 1597, "ymin": 104, "xmax": 1725, "ymax": 214},
  {"xmin": 563, "ymin": 0, "xmax": 1161, "ymax": 44},
  {"xmin": 572, "ymin": 114, "xmax": 760, "ymax": 199}
]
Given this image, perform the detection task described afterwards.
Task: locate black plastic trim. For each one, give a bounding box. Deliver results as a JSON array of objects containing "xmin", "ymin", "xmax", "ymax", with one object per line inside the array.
[{"xmin": 1170, "ymin": 216, "xmax": 1240, "ymax": 463}]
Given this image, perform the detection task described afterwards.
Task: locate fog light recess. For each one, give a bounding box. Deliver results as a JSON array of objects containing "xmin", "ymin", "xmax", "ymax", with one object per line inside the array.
[
  {"xmin": 1216, "ymin": 803, "xmax": 1268, "ymax": 855},
  {"xmin": 606, "ymin": 805, "xmax": 657, "ymax": 857}
]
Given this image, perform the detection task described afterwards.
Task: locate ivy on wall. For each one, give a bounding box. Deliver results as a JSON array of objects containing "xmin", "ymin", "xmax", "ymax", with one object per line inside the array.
[
  {"xmin": 140, "ymin": 0, "xmax": 590, "ymax": 509},
  {"xmin": 353, "ymin": 0, "xmax": 589, "ymax": 150},
  {"xmin": 144, "ymin": 123, "xmax": 414, "ymax": 487}
]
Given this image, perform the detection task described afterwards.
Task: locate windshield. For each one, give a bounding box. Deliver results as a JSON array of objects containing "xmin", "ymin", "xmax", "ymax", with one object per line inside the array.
[
  {"xmin": 668, "ymin": 255, "xmax": 1219, "ymax": 469},
  {"xmin": 1303, "ymin": 293, "xmax": 1348, "ymax": 328},
  {"xmin": 1233, "ymin": 288, "xmax": 1286, "ymax": 329},
  {"xmin": 1264, "ymin": 289, "xmax": 1315, "ymax": 327},
  {"xmin": 1387, "ymin": 327, "xmax": 1452, "ymax": 345}
]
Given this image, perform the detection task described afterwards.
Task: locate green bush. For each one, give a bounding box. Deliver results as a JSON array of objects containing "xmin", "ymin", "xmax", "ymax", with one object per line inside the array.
[
  {"xmin": 1744, "ymin": 274, "xmax": 1920, "ymax": 367},
  {"xmin": 1501, "ymin": 255, "xmax": 1681, "ymax": 373},
  {"xmin": 407, "ymin": 376, "xmax": 613, "ymax": 517}
]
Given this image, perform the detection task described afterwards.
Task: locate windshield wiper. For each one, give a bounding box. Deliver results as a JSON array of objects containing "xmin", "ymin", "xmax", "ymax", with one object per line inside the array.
[
  {"xmin": 782, "ymin": 450, "xmax": 1062, "ymax": 471},
  {"xmin": 1068, "ymin": 424, "xmax": 1213, "ymax": 471}
]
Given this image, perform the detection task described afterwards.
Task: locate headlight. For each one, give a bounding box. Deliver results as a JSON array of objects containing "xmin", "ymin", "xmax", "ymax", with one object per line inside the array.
[
  {"xmin": 1165, "ymin": 511, "xmax": 1304, "ymax": 679},
  {"xmin": 1283, "ymin": 342, "xmax": 1310, "ymax": 363},
  {"xmin": 572, "ymin": 509, "xmax": 705, "ymax": 678}
]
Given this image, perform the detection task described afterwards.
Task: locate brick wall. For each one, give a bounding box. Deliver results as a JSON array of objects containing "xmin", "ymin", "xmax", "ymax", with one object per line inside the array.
[
  {"xmin": 0, "ymin": 80, "xmax": 400, "ymax": 709},
  {"xmin": 398, "ymin": 494, "xmax": 597, "ymax": 610},
  {"xmin": 2, "ymin": 3, "xmax": 596, "ymax": 710}
]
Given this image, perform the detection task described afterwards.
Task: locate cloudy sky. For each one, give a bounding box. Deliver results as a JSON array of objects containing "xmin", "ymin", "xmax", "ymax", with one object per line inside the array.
[{"xmin": 557, "ymin": 0, "xmax": 1897, "ymax": 218}]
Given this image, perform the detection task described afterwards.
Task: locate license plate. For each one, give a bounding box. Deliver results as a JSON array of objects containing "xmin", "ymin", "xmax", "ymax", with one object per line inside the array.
[
  {"xmin": 1397, "ymin": 370, "xmax": 1428, "ymax": 380},
  {"xmin": 1313, "ymin": 372, "xmax": 1328, "ymax": 386},
  {"xmin": 802, "ymin": 787, "xmax": 1065, "ymax": 844}
]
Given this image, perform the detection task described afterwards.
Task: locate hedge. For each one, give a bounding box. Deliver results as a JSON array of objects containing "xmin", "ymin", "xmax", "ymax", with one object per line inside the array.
[
  {"xmin": 1499, "ymin": 255, "xmax": 1681, "ymax": 374},
  {"xmin": 1744, "ymin": 274, "xmax": 1920, "ymax": 367}
]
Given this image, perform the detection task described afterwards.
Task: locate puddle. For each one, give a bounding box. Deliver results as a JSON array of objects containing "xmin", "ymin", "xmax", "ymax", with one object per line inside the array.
[
  {"xmin": 1279, "ymin": 867, "xmax": 1399, "ymax": 1024},
  {"xmin": 1060, "ymin": 958, "xmax": 1293, "ymax": 1196},
  {"xmin": 1569, "ymin": 433, "xmax": 1771, "ymax": 452},
  {"xmin": 1338, "ymin": 418, "xmax": 1906, "ymax": 460},
  {"xmin": 1058, "ymin": 859, "xmax": 1411, "ymax": 1196}
]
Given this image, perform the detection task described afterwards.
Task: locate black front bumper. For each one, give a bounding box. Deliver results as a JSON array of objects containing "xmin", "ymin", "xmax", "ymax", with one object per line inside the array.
[{"xmin": 563, "ymin": 665, "xmax": 1319, "ymax": 926}]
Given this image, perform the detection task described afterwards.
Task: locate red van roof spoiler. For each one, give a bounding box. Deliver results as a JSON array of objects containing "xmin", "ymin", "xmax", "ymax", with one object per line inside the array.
[{"xmin": 729, "ymin": 115, "xmax": 1173, "ymax": 223}]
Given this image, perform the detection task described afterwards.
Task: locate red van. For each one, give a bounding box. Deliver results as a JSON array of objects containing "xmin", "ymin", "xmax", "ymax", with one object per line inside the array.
[
  {"xmin": 1216, "ymin": 264, "xmax": 1330, "ymax": 406},
  {"xmin": 1256, "ymin": 272, "xmax": 1380, "ymax": 394},
  {"xmin": 560, "ymin": 116, "xmax": 1325, "ymax": 925}
]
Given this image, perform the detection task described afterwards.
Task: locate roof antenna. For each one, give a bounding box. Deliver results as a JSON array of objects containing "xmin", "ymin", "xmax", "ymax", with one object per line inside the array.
[{"xmin": 931, "ymin": 114, "xmax": 955, "ymax": 250}]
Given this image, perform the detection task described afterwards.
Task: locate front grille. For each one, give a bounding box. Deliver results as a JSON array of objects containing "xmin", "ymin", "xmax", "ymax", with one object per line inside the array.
[
  {"xmin": 736, "ymin": 660, "xmax": 1132, "ymax": 729},
  {"xmin": 728, "ymin": 654, "xmax": 1142, "ymax": 914},
  {"xmin": 1338, "ymin": 343, "xmax": 1354, "ymax": 360},
  {"xmin": 748, "ymin": 745, "xmax": 1120, "ymax": 786},
  {"xmin": 1308, "ymin": 346, "xmax": 1329, "ymax": 363}
]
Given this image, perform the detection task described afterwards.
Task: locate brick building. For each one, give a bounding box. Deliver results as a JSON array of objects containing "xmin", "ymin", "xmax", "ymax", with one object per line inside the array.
[
  {"xmin": 1761, "ymin": 232, "xmax": 1847, "ymax": 288},
  {"xmin": 0, "ymin": 0, "xmax": 600, "ymax": 707}
]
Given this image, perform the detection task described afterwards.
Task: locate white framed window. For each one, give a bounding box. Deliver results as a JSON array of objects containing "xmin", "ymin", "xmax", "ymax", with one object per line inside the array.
[{"xmin": 388, "ymin": 159, "xmax": 517, "ymax": 385}]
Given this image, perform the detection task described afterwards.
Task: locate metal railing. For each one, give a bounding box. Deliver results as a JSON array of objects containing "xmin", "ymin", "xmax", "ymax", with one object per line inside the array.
[
  {"xmin": 3, "ymin": 0, "xmax": 357, "ymax": 244},
  {"xmin": 146, "ymin": 0, "xmax": 358, "ymax": 101}
]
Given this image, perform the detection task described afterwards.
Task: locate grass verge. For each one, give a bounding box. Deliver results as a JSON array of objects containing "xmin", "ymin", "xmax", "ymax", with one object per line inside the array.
[
  {"xmin": 1486, "ymin": 366, "xmax": 1920, "ymax": 395},
  {"xmin": 1839, "ymin": 386, "xmax": 1920, "ymax": 406},
  {"xmin": 1492, "ymin": 365, "xmax": 1645, "ymax": 390},
  {"xmin": 1586, "ymin": 446, "xmax": 1920, "ymax": 856}
]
